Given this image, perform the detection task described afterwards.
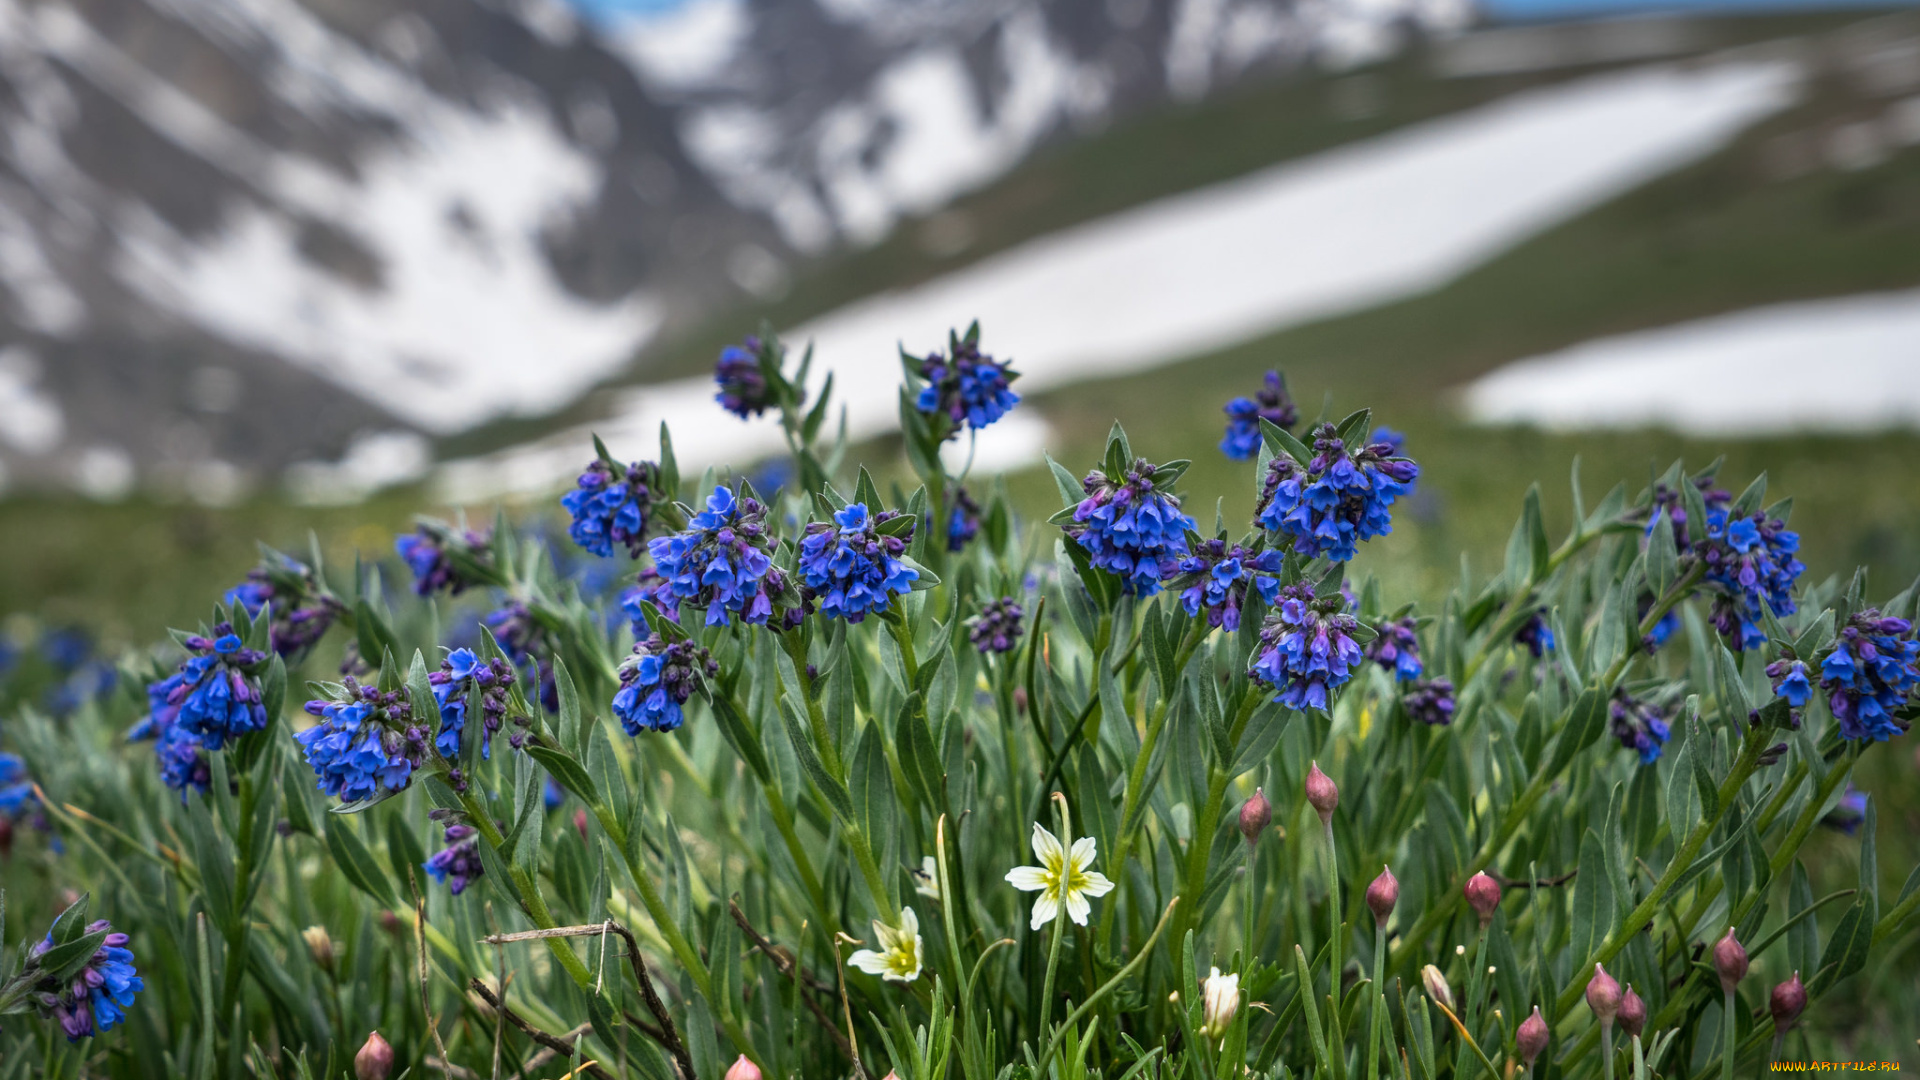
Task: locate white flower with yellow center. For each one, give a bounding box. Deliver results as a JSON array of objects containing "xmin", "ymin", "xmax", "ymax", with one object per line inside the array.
[
  {"xmin": 1005, "ymin": 823, "xmax": 1115, "ymax": 930},
  {"xmin": 846, "ymin": 907, "xmax": 923, "ymax": 983}
]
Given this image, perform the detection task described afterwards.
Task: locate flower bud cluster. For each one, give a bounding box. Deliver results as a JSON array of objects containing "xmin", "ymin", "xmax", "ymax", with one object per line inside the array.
[
  {"xmin": 1402, "ymin": 678, "xmax": 1456, "ymax": 726},
  {"xmin": 1609, "ymin": 690, "xmax": 1673, "ymax": 765},
  {"xmin": 1699, "ymin": 506, "xmax": 1803, "ymax": 652},
  {"xmin": 913, "ymin": 334, "xmax": 1019, "ymax": 436},
  {"xmin": 1256, "ymin": 423, "xmax": 1418, "ymax": 563},
  {"xmin": 563, "ymin": 456, "xmax": 663, "ymax": 558},
  {"xmin": 129, "ymin": 626, "xmax": 270, "ymax": 796},
  {"xmin": 23, "ymin": 916, "xmax": 143, "ymax": 1041},
  {"xmin": 649, "ymin": 486, "xmax": 784, "ymax": 627},
  {"xmin": 429, "ymin": 647, "xmax": 517, "ymax": 763},
  {"xmin": 223, "ymin": 555, "xmax": 340, "ymax": 657},
  {"xmin": 1365, "ymin": 615, "xmax": 1423, "ymax": 680},
  {"xmin": 1066, "ymin": 459, "xmax": 1195, "ymax": 597},
  {"xmin": 1816, "ymin": 610, "xmax": 1918, "ymax": 742},
  {"xmin": 1170, "ymin": 539, "xmax": 1283, "ymax": 632},
  {"xmin": 969, "ymin": 597, "xmax": 1025, "ymax": 654},
  {"xmin": 613, "ymin": 635, "xmax": 717, "ymax": 735},
  {"xmin": 948, "ymin": 486, "xmax": 982, "ymax": 552},
  {"xmin": 296, "ymin": 678, "xmax": 428, "ymax": 805},
  {"xmin": 715, "ymin": 337, "xmax": 776, "ymax": 419},
  {"xmin": 423, "ymin": 820, "xmax": 485, "ymax": 895},
  {"xmin": 798, "ymin": 503, "xmax": 919, "ymax": 623},
  {"xmin": 395, "ymin": 525, "xmax": 491, "ymax": 598},
  {"xmin": 1218, "ymin": 370, "xmax": 1298, "ymax": 460},
  {"xmin": 1249, "ymin": 585, "xmax": 1363, "ymax": 712}
]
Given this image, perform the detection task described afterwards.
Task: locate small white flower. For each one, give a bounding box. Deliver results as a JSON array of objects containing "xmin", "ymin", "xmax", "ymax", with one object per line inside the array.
[
  {"xmin": 847, "ymin": 908, "xmax": 923, "ymax": 983},
  {"xmin": 1005, "ymin": 822, "xmax": 1115, "ymax": 930},
  {"xmin": 1201, "ymin": 967, "xmax": 1241, "ymax": 1038},
  {"xmin": 911, "ymin": 856, "xmax": 942, "ymax": 901}
]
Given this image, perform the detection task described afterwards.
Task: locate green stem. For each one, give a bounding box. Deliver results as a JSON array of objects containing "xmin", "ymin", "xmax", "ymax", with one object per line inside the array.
[
  {"xmin": 460, "ymin": 791, "xmax": 598, "ymax": 990},
  {"xmin": 1720, "ymin": 990, "xmax": 1737, "ymax": 1080},
  {"xmin": 1037, "ymin": 795, "xmax": 1073, "ymax": 1044},
  {"xmin": 1549, "ymin": 727, "xmax": 1765, "ymax": 1022},
  {"xmin": 1098, "ymin": 620, "xmax": 1205, "ymax": 950},
  {"xmin": 1367, "ymin": 924, "xmax": 1387, "ymax": 1080},
  {"xmin": 782, "ymin": 632, "xmax": 844, "ymax": 777},
  {"xmin": 1391, "ymin": 564, "xmax": 1707, "ymax": 977},
  {"xmin": 1036, "ymin": 897, "xmax": 1181, "ymax": 1071},
  {"xmin": 1602, "ymin": 1024, "xmax": 1615, "ymax": 1080},
  {"xmin": 1326, "ymin": 820, "xmax": 1345, "ymax": 1080},
  {"xmin": 219, "ymin": 773, "xmax": 257, "ymax": 1020}
]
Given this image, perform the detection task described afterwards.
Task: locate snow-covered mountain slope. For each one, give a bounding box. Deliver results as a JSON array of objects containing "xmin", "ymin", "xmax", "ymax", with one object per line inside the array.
[
  {"xmin": 0, "ymin": 0, "xmax": 770, "ymax": 496},
  {"xmin": 0, "ymin": 0, "xmax": 1476, "ymax": 499},
  {"xmin": 436, "ymin": 57, "xmax": 1800, "ymax": 504}
]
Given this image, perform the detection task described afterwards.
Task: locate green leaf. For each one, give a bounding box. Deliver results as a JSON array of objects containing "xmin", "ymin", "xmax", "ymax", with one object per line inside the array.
[
  {"xmin": 1523, "ymin": 484, "xmax": 1550, "ymax": 580},
  {"xmin": 1646, "ymin": 508, "xmax": 1677, "ymax": 598},
  {"xmin": 527, "ymin": 745, "xmax": 603, "ymax": 810},
  {"xmin": 658, "ymin": 421, "xmax": 679, "ymax": 498},
  {"xmin": 1788, "ymin": 861, "xmax": 1818, "ymax": 977},
  {"xmin": 707, "ymin": 694, "xmax": 772, "ymax": 785},
  {"xmin": 1571, "ymin": 828, "xmax": 1612, "ymax": 963},
  {"xmin": 777, "ymin": 697, "xmax": 853, "ymax": 820},
  {"xmin": 1261, "ymin": 417, "xmax": 1311, "ymax": 465},
  {"xmin": 385, "ymin": 811, "xmax": 428, "ymax": 886},
  {"xmin": 1859, "ymin": 799, "xmax": 1878, "ymax": 905},
  {"xmin": 1231, "ymin": 703, "xmax": 1288, "ymax": 779},
  {"xmin": 1334, "ymin": 408, "xmax": 1372, "ymax": 447},
  {"xmin": 896, "ymin": 692, "xmax": 945, "ymax": 812},
  {"xmin": 37, "ymin": 930, "xmax": 111, "ymax": 984},
  {"xmin": 850, "ymin": 724, "xmax": 898, "ymax": 907},
  {"xmin": 1046, "ymin": 454, "xmax": 1084, "ymax": 509},
  {"xmin": 323, "ymin": 818, "xmax": 399, "ymax": 910},
  {"xmin": 1543, "ymin": 688, "xmax": 1609, "ymax": 781},
  {"xmin": 1810, "ymin": 899, "xmax": 1875, "ymax": 993},
  {"xmin": 553, "ymin": 656, "xmax": 583, "ymax": 755},
  {"xmin": 47, "ymin": 892, "xmax": 91, "ymax": 946}
]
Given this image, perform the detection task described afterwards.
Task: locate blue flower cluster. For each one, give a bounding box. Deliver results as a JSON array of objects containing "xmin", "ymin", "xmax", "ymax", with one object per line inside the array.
[
  {"xmin": 1065, "ymin": 459, "xmax": 1195, "ymax": 597},
  {"xmin": 612, "ymin": 635, "xmax": 716, "ymax": 735},
  {"xmin": 1169, "ymin": 540, "xmax": 1282, "ymax": 632},
  {"xmin": 620, "ymin": 568, "xmax": 678, "ymax": 636},
  {"xmin": 1699, "ymin": 506, "xmax": 1803, "ymax": 651},
  {"xmin": 1249, "ymin": 584, "xmax": 1364, "ymax": 712},
  {"xmin": 128, "ymin": 629, "xmax": 268, "ymax": 796},
  {"xmin": 648, "ymin": 486, "xmax": 785, "ymax": 626},
  {"xmin": 1256, "ymin": 424, "xmax": 1418, "ymax": 563},
  {"xmin": 1647, "ymin": 476, "xmax": 1731, "ymax": 543},
  {"xmin": 223, "ymin": 557, "xmax": 339, "ymax": 656},
  {"xmin": 28, "ymin": 917, "xmax": 143, "ymax": 1040},
  {"xmin": 295, "ymin": 681, "xmax": 426, "ymax": 804},
  {"xmin": 948, "ymin": 486, "xmax": 981, "ymax": 552},
  {"xmin": 1514, "ymin": 611, "xmax": 1555, "ymax": 658},
  {"xmin": 1365, "ymin": 616, "xmax": 1423, "ymax": 680},
  {"xmin": 562, "ymin": 457, "xmax": 661, "ymax": 558},
  {"xmin": 0, "ymin": 752, "xmax": 34, "ymax": 819},
  {"xmin": 1816, "ymin": 611, "xmax": 1918, "ymax": 742},
  {"xmin": 1403, "ymin": 678, "xmax": 1456, "ymax": 726},
  {"xmin": 798, "ymin": 504, "xmax": 919, "ymax": 623},
  {"xmin": 1219, "ymin": 371, "xmax": 1298, "ymax": 460},
  {"xmin": 969, "ymin": 597, "xmax": 1025, "ymax": 654},
  {"xmin": 396, "ymin": 526, "xmax": 491, "ymax": 597},
  {"xmin": 715, "ymin": 337, "xmax": 775, "ymax": 419},
  {"xmin": 424, "ymin": 823, "xmax": 485, "ymax": 895},
  {"xmin": 1609, "ymin": 691, "xmax": 1671, "ymax": 764},
  {"xmin": 429, "ymin": 648, "xmax": 516, "ymax": 765},
  {"xmin": 914, "ymin": 335, "xmax": 1018, "ymax": 436}
]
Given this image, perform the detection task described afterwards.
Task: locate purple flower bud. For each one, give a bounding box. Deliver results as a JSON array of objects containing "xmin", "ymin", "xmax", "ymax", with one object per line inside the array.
[
  {"xmin": 355, "ymin": 1031, "xmax": 394, "ymax": 1080},
  {"xmin": 1770, "ymin": 971, "xmax": 1806, "ymax": 1033},
  {"xmin": 1464, "ymin": 871, "xmax": 1501, "ymax": 928},
  {"xmin": 1239, "ymin": 788, "xmax": 1272, "ymax": 845},
  {"xmin": 1366, "ymin": 865, "xmax": 1398, "ymax": 925},
  {"xmin": 1517, "ymin": 1006, "xmax": 1550, "ymax": 1065},
  {"xmin": 1618, "ymin": 984, "xmax": 1646, "ymax": 1038},
  {"xmin": 1304, "ymin": 761, "xmax": 1338, "ymax": 825},
  {"xmin": 1587, "ymin": 962, "xmax": 1622, "ymax": 1026},
  {"xmin": 724, "ymin": 1056, "xmax": 763, "ymax": 1080},
  {"xmin": 1712, "ymin": 927, "xmax": 1748, "ymax": 993}
]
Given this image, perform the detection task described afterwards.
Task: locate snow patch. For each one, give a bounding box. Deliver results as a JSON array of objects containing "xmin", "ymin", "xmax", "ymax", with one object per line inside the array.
[
  {"xmin": 286, "ymin": 430, "xmax": 434, "ymax": 506},
  {"xmin": 1461, "ymin": 290, "xmax": 1920, "ymax": 435},
  {"xmin": 0, "ymin": 346, "xmax": 63, "ymax": 455},
  {"xmin": 437, "ymin": 60, "xmax": 1798, "ymax": 504},
  {"xmin": 606, "ymin": 0, "xmax": 750, "ymax": 91}
]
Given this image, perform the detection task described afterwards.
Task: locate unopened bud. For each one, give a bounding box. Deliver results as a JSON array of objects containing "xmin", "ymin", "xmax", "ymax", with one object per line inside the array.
[
  {"xmin": 301, "ymin": 925, "xmax": 336, "ymax": 973},
  {"xmin": 1420, "ymin": 964, "xmax": 1454, "ymax": 1012},
  {"xmin": 1712, "ymin": 927, "xmax": 1748, "ymax": 994},
  {"xmin": 1304, "ymin": 761, "xmax": 1338, "ymax": 825},
  {"xmin": 1618, "ymin": 984, "xmax": 1646, "ymax": 1038},
  {"xmin": 1770, "ymin": 972, "xmax": 1806, "ymax": 1033},
  {"xmin": 574, "ymin": 808, "xmax": 589, "ymax": 841},
  {"xmin": 354, "ymin": 1032, "xmax": 394, "ymax": 1080},
  {"xmin": 1239, "ymin": 788, "xmax": 1272, "ymax": 845},
  {"xmin": 1586, "ymin": 962, "xmax": 1621, "ymax": 1026},
  {"xmin": 1464, "ymin": 872, "xmax": 1501, "ymax": 928},
  {"xmin": 724, "ymin": 1055, "xmax": 762, "ymax": 1080},
  {"xmin": 1516, "ymin": 1005, "xmax": 1550, "ymax": 1065},
  {"xmin": 377, "ymin": 910, "xmax": 404, "ymax": 937},
  {"xmin": 1366, "ymin": 865, "xmax": 1399, "ymax": 925},
  {"xmin": 1200, "ymin": 966, "xmax": 1242, "ymax": 1038}
]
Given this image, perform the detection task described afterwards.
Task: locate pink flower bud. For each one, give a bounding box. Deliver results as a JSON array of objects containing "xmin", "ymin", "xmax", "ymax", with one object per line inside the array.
[
  {"xmin": 1618, "ymin": 984, "xmax": 1646, "ymax": 1038},
  {"xmin": 1770, "ymin": 971, "xmax": 1806, "ymax": 1033},
  {"xmin": 354, "ymin": 1032, "xmax": 394, "ymax": 1080},
  {"xmin": 1366, "ymin": 865, "xmax": 1399, "ymax": 925},
  {"xmin": 1464, "ymin": 872, "xmax": 1501, "ymax": 928},
  {"xmin": 1586, "ymin": 962, "xmax": 1621, "ymax": 1026},
  {"xmin": 1304, "ymin": 761, "xmax": 1338, "ymax": 825},
  {"xmin": 1516, "ymin": 1005, "xmax": 1550, "ymax": 1065},
  {"xmin": 574, "ymin": 808, "xmax": 590, "ymax": 841},
  {"xmin": 1239, "ymin": 788, "xmax": 1272, "ymax": 845},
  {"xmin": 724, "ymin": 1055, "xmax": 762, "ymax": 1080},
  {"xmin": 1712, "ymin": 927, "xmax": 1748, "ymax": 993}
]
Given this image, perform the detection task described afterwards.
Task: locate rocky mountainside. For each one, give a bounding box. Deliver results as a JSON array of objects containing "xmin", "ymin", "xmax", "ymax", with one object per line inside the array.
[{"xmin": 0, "ymin": 0, "xmax": 1468, "ymax": 500}]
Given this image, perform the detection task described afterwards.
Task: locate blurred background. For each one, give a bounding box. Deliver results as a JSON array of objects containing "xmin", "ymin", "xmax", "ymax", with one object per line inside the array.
[{"xmin": 3, "ymin": 0, "xmax": 1919, "ymax": 645}]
